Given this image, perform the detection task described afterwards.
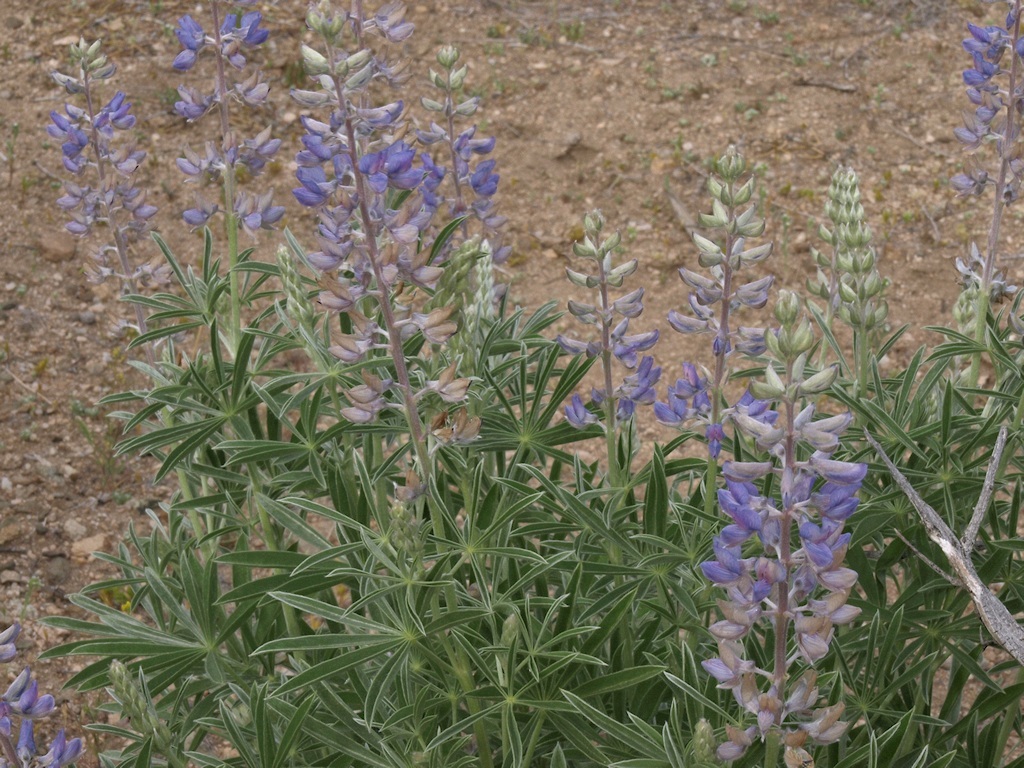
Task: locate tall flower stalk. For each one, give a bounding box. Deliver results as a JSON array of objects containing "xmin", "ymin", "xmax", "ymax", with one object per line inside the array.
[
  {"xmin": 557, "ymin": 210, "xmax": 660, "ymax": 487},
  {"xmin": 952, "ymin": 3, "xmax": 1024, "ymax": 384},
  {"xmin": 293, "ymin": 0, "xmax": 457, "ymax": 490},
  {"xmin": 701, "ymin": 291, "xmax": 863, "ymax": 766},
  {"xmin": 50, "ymin": 39, "xmax": 160, "ymax": 362},
  {"xmin": 171, "ymin": 1, "xmax": 282, "ymax": 349},
  {"xmin": 658, "ymin": 147, "xmax": 772, "ymax": 516}
]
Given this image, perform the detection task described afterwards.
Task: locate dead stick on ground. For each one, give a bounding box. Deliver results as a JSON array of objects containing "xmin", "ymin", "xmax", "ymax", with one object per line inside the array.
[{"xmin": 866, "ymin": 427, "xmax": 1024, "ymax": 665}]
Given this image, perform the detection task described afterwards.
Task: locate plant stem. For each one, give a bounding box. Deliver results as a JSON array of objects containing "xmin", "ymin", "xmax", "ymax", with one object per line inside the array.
[
  {"xmin": 772, "ymin": 379, "xmax": 797, "ymax": 718},
  {"xmin": 210, "ymin": 0, "xmax": 242, "ymax": 351},
  {"xmin": 705, "ymin": 212, "xmax": 736, "ymax": 520},
  {"xmin": 764, "ymin": 729, "xmax": 781, "ymax": 768}
]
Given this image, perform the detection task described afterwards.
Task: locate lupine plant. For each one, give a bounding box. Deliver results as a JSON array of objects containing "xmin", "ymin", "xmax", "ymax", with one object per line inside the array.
[{"xmin": 31, "ymin": 1, "xmax": 1024, "ymax": 767}]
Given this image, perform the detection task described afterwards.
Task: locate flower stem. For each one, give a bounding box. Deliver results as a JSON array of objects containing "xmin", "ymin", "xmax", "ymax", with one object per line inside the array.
[{"xmin": 210, "ymin": 0, "xmax": 242, "ymax": 351}]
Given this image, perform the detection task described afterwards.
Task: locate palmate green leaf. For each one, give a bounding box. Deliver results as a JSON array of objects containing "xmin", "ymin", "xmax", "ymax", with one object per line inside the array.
[
  {"xmin": 833, "ymin": 710, "xmax": 915, "ymax": 768},
  {"xmin": 272, "ymin": 639, "xmax": 406, "ymax": 696},
  {"xmin": 273, "ymin": 697, "xmax": 316, "ymax": 768},
  {"xmin": 217, "ymin": 438, "xmax": 309, "ymax": 462},
  {"xmin": 563, "ymin": 691, "xmax": 664, "ymax": 759},
  {"xmin": 570, "ymin": 666, "xmax": 667, "ymax": 699},
  {"xmin": 663, "ymin": 671, "xmax": 733, "ymax": 722},
  {"xmin": 807, "ymin": 300, "xmax": 851, "ymax": 376},
  {"xmin": 266, "ymin": 591, "xmax": 398, "ymax": 633},
  {"xmin": 425, "ymin": 703, "xmax": 502, "ymax": 752},
  {"xmin": 516, "ymin": 465, "xmax": 634, "ymax": 552},
  {"xmin": 502, "ymin": 701, "xmax": 525, "ymax": 768},
  {"xmin": 116, "ymin": 417, "xmax": 224, "ymax": 457},
  {"xmin": 429, "ymin": 215, "xmax": 468, "ymax": 264},
  {"xmin": 548, "ymin": 710, "xmax": 611, "ymax": 764},
  {"xmin": 362, "ymin": 642, "xmax": 406, "ymax": 730},
  {"xmin": 255, "ymin": 493, "xmax": 332, "ymax": 548},
  {"xmin": 943, "ymin": 682, "xmax": 1024, "ymax": 741}
]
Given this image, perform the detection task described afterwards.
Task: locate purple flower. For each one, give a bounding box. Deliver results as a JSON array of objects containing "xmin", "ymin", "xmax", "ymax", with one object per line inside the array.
[
  {"xmin": 963, "ymin": 23, "xmax": 1007, "ymax": 61},
  {"xmin": 236, "ymin": 11, "xmax": 269, "ymax": 47},
  {"xmin": 174, "ymin": 84, "xmax": 214, "ymax": 121},
  {"xmin": 96, "ymin": 92, "xmax": 135, "ymax": 130},
  {"xmin": 235, "ymin": 190, "xmax": 285, "ymax": 236},
  {"xmin": 293, "ymin": 165, "xmax": 333, "ymax": 208},
  {"xmin": 16, "ymin": 720, "xmax": 35, "ymax": 764},
  {"xmin": 358, "ymin": 141, "xmax": 423, "ymax": 193},
  {"xmin": 963, "ymin": 52, "xmax": 1001, "ymax": 87},
  {"xmin": 609, "ymin": 319, "xmax": 658, "ymax": 368},
  {"xmin": 565, "ymin": 393, "xmax": 598, "ymax": 429},
  {"xmin": 619, "ymin": 355, "xmax": 661, "ymax": 406},
  {"xmin": 375, "ymin": 2, "xmax": 415, "ymax": 42},
  {"xmin": 717, "ymin": 480, "xmax": 763, "ymax": 539},
  {"xmin": 470, "ymin": 159, "xmax": 499, "ymax": 198},
  {"xmin": 0, "ymin": 624, "xmax": 18, "ymax": 663},
  {"xmin": 38, "ymin": 730, "xmax": 83, "ymax": 768},
  {"xmin": 183, "ymin": 195, "xmax": 219, "ymax": 229},
  {"xmin": 173, "ymin": 15, "xmax": 206, "ymax": 70}
]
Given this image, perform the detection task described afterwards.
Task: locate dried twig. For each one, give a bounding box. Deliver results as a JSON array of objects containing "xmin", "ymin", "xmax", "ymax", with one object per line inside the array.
[
  {"xmin": 793, "ymin": 76, "xmax": 856, "ymax": 93},
  {"xmin": 866, "ymin": 427, "xmax": 1024, "ymax": 665}
]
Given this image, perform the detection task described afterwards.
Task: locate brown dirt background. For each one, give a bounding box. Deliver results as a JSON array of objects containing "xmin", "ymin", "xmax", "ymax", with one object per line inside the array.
[{"xmin": 0, "ymin": 0, "xmax": 1016, "ymax": 762}]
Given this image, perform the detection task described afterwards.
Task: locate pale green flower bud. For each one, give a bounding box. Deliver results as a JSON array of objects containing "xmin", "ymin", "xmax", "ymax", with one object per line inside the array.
[
  {"xmin": 692, "ymin": 719, "xmax": 716, "ymax": 763},
  {"xmin": 437, "ymin": 44, "xmax": 461, "ymax": 70},
  {"xmin": 798, "ymin": 365, "xmax": 838, "ymax": 396},
  {"xmin": 301, "ymin": 44, "xmax": 330, "ymax": 75},
  {"xmin": 573, "ymin": 237, "xmax": 598, "ymax": 259},
  {"xmin": 774, "ymin": 290, "xmax": 802, "ymax": 326},
  {"xmin": 584, "ymin": 209, "xmax": 605, "ymax": 234},
  {"xmin": 428, "ymin": 68, "xmax": 446, "ymax": 89},
  {"xmin": 449, "ymin": 64, "xmax": 469, "ymax": 90}
]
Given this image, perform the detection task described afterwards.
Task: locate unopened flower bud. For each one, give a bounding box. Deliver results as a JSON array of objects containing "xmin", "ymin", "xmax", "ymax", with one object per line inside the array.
[
  {"xmin": 798, "ymin": 365, "xmax": 838, "ymax": 396},
  {"xmin": 774, "ymin": 290, "xmax": 802, "ymax": 326},
  {"xmin": 437, "ymin": 44, "xmax": 460, "ymax": 69},
  {"xmin": 301, "ymin": 43, "xmax": 330, "ymax": 75},
  {"xmin": 584, "ymin": 209, "xmax": 605, "ymax": 234}
]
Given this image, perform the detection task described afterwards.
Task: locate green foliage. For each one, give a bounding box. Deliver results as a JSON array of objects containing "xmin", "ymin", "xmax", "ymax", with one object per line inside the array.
[{"xmin": 40, "ymin": 3, "xmax": 1024, "ymax": 768}]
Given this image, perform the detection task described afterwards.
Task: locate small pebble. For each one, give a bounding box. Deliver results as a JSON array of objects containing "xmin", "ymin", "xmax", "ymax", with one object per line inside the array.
[{"xmin": 77, "ymin": 310, "xmax": 96, "ymax": 325}]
